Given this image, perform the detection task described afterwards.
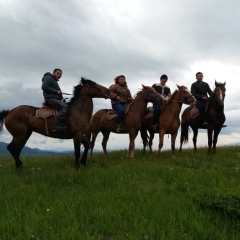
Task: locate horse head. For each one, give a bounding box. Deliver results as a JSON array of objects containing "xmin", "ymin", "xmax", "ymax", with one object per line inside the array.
[
  {"xmin": 141, "ymin": 85, "xmax": 164, "ymax": 104},
  {"xmin": 213, "ymin": 80, "xmax": 226, "ymax": 105},
  {"xmin": 175, "ymin": 85, "xmax": 196, "ymax": 105},
  {"xmin": 77, "ymin": 77, "xmax": 110, "ymax": 98}
]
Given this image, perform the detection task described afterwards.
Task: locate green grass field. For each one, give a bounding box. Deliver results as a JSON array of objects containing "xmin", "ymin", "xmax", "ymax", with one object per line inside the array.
[{"xmin": 0, "ymin": 146, "xmax": 240, "ymax": 240}]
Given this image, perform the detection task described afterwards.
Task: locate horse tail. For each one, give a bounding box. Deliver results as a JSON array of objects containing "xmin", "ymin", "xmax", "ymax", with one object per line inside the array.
[
  {"xmin": 0, "ymin": 110, "xmax": 9, "ymax": 133},
  {"xmin": 180, "ymin": 123, "xmax": 189, "ymax": 144}
]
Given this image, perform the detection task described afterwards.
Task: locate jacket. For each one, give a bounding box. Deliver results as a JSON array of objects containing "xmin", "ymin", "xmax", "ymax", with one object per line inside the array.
[
  {"xmin": 41, "ymin": 72, "xmax": 62, "ymax": 100},
  {"xmin": 109, "ymin": 83, "xmax": 132, "ymax": 105},
  {"xmin": 152, "ymin": 83, "xmax": 171, "ymax": 97},
  {"xmin": 191, "ymin": 81, "xmax": 213, "ymax": 101}
]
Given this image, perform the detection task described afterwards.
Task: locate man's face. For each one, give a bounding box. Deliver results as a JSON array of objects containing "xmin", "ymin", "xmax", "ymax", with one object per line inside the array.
[
  {"xmin": 53, "ymin": 70, "xmax": 62, "ymax": 80},
  {"xmin": 160, "ymin": 78, "xmax": 167, "ymax": 85},
  {"xmin": 196, "ymin": 73, "xmax": 203, "ymax": 82}
]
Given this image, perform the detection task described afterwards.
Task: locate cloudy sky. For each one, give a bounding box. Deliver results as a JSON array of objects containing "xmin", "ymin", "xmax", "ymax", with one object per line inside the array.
[{"xmin": 0, "ymin": 0, "xmax": 239, "ymax": 153}]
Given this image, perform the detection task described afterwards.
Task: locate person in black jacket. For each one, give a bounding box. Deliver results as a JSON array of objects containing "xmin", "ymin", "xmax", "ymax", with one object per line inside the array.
[
  {"xmin": 152, "ymin": 74, "xmax": 171, "ymax": 131},
  {"xmin": 191, "ymin": 72, "xmax": 213, "ymax": 128},
  {"xmin": 41, "ymin": 68, "xmax": 68, "ymax": 132}
]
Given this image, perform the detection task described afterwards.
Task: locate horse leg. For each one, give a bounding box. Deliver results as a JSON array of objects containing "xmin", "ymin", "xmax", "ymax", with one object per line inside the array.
[
  {"xmin": 212, "ymin": 128, "xmax": 221, "ymax": 154},
  {"xmin": 80, "ymin": 136, "xmax": 90, "ymax": 166},
  {"xmin": 128, "ymin": 130, "xmax": 136, "ymax": 158},
  {"xmin": 7, "ymin": 132, "xmax": 32, "ymax": 168},
  {"xmin": 140, "ymin": 128, "xmax": 147, "ymax": 154},
  {"xmin": 149, "ymin": 131, "xmax": 154, "ymax": 153},
  {"xmin": 73, "ymin": 138, "xmax": 82, "ymax": 168},
  {"xmin": 192, "ymin": 129, "xmax": 198, "ymax": 153},
  {"xmin": 155, "ymin": 132, "xmax": 164, "ymax": 157},
  {"xmin": 102, "ymin": 129, "xmax": 110, "ymax": 156},
  {"xmin": 89, "ymin": 130, "xmax": 99, "ymax": 158},
  {"xmin": 207, "ymin": 129, "xmax": 213, "ymax": 155},
  {"xmin": 179, "ymin": 124, "xmax": 189, "ymax": 153},
  {"xmin": 171, "ymin": 132, "xmax": 178, "ymax": 157}
]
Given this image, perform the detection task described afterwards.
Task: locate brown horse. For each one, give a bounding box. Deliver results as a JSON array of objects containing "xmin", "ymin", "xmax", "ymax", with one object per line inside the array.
[
  {"xmin": 179, "ymin": 81, "xmax": 226, "ymax": 154},
  {"xmin": 89, "ymin": 85, "xmax": 165, "ymax": 158},
  {"xmin": 140, "ymin": 85, "xmax": 196, "ymax": 157},
  {"xmin": 0, "ymin": 78, "xmax": 109, "ymax": 168}
]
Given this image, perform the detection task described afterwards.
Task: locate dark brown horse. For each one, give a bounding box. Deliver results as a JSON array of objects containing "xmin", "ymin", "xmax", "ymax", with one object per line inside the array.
[
  {"xmin": 0, "ymin": 78, "xmax": 109, "ymax": 168},
  {"xmin": 89, "ymin": 85, "xmax": 165, "ymax": 158},
  {"xmin": 179, "ymin": 81, "xmax": 226, "ymax": 154},
  {"xmin": 140, "ymin": 85, "xmax": 196, "ymax": 157}
]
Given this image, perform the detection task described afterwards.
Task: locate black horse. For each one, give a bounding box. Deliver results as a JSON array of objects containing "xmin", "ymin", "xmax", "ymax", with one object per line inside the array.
[{"xmin": 179, "ymin": 80, "xmax": 226, "ymax": 154}]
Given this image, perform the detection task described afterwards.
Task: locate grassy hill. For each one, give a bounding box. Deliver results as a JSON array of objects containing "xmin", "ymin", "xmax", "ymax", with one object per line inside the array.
[
  {"xmin": 0, "ymin": 141, "xmax": 73, "ymax": 155},
  {"xmin": 0, "ymin": 145, "xmax": 240, "ymax": 239}
]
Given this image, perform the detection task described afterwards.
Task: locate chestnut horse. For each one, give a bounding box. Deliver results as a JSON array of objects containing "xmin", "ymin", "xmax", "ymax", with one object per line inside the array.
[
  {"xmin": 0, "ymin": 78, "xmax": 109, "ymax": 168},
  {"xmin": 179, "ymin": 81, "xmax": 226, "ymax": 154},
  {"xmin": 140, "ymin": 85, "xmax": 196, "ymax": 157},
  {"xmin": 89, "ymin": 85, "xmax": 164, "ymax": 158}
]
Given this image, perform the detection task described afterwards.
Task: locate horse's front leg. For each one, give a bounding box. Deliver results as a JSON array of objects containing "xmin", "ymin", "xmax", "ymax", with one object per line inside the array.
[
  {"xmin": 155, "ymin": 131, "xmax": 164, "ymax": 157},
  {"xmin": 207, "ymin": 129, "xmax": 213, "ymax": 155},
  {"xmin": 212, "ymin": 128, "xmax": 221, "ymax": 154},
  {"xmin": 128, "ymin": 130, "xmax": 136, "ymax": 158},
  {"xmin": 73, "ymin": 138, "xmax": 81, "ymax": 168}
]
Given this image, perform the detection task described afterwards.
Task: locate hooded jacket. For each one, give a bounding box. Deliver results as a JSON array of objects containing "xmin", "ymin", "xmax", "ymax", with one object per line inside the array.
[{"xmin": 41, "ymin": 72, "xmax": 62, "ymax": 100}]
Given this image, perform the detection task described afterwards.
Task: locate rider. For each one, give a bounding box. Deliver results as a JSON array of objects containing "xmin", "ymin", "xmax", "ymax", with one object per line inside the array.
[
  {"xmin": 41, "ymin": 68, "xmax": 68, "ymax": 132},
  {"xmin": 152, "ymin": 74, "xmax": 171, "ymax": 131},
  {"xmin": 191, "ymin": 72, "xmax": 213, "ymax": 128},
  {"xmin": 109, "ymin": 75, "xmax": 133, "ymax": 133}
]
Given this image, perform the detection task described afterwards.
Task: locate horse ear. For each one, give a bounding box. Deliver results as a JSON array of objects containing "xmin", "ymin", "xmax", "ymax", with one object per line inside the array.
[
  {"xmin": 223, "ymin": 81, "xmax": 226, "ymax": 86},
  {"xmin": 176, "ymin": 84, "xmax": 180, "ymax": 89},
  {"xmin": 142, "ymin": 84, "xmax": 146, "ymax": 88}
]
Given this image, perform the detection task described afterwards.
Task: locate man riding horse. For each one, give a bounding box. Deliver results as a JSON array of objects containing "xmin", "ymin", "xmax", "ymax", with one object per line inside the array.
[
  {"xmin": 41, "ymin": 68, "xmax": 68, "ymax": 132},
  {"xmin": 191, "ymin": 72, "xmax": 212, "ymax": 128}
]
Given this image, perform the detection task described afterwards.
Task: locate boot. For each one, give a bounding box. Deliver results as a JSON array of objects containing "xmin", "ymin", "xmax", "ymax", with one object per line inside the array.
[
  {"xmin": 116, "ymin": 119, "xmax": 124, "ymax": 133},
  {"xmin": 52, "ymin": 118, "xmax": 67, "ymax": 132}
]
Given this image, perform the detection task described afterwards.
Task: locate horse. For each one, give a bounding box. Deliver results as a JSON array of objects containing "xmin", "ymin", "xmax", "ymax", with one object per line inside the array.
[
  {"xmin": 179, "ymin": 81, "xmax": 226, "ymax": 154},
  {"xmin": 0, "ymin": 77, "xmax": 110, "ymax": 168},
  {"xmin": 89, "ymin": 85, "xmax": 165, "ymax": 158},
  {"xmin": 140, "ymin": 85, "xmax": 196, "ymax": 157}
]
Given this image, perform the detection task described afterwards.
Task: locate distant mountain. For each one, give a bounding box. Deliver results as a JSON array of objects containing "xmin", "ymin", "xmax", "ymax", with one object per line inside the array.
[{"xmin": 0, "ymin": 142, "xmax": 73, "ymax": 156}]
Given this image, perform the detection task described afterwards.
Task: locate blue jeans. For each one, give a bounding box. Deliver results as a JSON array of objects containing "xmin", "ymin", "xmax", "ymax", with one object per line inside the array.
[
  {"xmin": 152, "ymin": 103, "xmax": 161, "ymax": 125},
  {"xmin": 196, "ymin": 100, "xmax": 206, "ymax": 122},
  {"xmin": 112, "ymin": 102, "xmax": 125, "ymax": 122}
]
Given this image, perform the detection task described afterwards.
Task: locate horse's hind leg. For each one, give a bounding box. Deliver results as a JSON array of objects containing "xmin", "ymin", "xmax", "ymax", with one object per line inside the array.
[
  {"xmin": 90, "ymin": 130, "xmax": 99, "ymax": 158},
  {"xmin": 7, "ymin": 132, "xmax": 32, "ymax": 168},
  {"xmin": 101, "ymin": 130, "xmax": 110, "ymax": 156},
  {"xmin": 192, "ymin": 129, "xmax": 198, "ymax": 153},
  {"xmin": 149, "ymin": 131, "xmax": 154, "ymax": 153},
  {"xmin": 80, "ymin": 136, "xmax": 90, "ymax": 166}
]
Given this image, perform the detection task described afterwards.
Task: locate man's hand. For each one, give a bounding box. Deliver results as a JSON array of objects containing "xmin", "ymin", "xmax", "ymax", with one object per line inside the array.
[
  {"xmin": 202, "ymin": 96, "xmax": 207, "ymax": 100},
  {"xmin": 57, "ymin": 90, "xmax": 62, "ymax": 95}
]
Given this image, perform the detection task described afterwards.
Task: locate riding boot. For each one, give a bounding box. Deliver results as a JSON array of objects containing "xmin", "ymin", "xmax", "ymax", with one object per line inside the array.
[
  {"xmin": 116, "ymin": 119, "xmax": 124, "ymax": 133},
  {"xmin": 52, "ymin": 118, "xmax": 67, "ymax": 132}
]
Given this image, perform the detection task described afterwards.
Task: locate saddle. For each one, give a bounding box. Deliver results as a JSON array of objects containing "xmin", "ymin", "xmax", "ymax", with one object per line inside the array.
[
  {"xmin": 106, "ymin": 103, "xmax": 131, "ymax": 120},
  {"xmin": 189, "ymin": 106, "xmax": 199, "ymax": 118},
  {"xmin": 36, "ymin": 103, "xmax": 57, "ymax": 119}
]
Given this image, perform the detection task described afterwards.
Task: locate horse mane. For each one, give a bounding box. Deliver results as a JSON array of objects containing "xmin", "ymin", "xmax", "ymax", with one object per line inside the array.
[
  {"xmin": 69, "ymin": 77, "xmax": 97, "ymax": 104},
  {"xmin": 168, "ymin": 89, "xmax": 178, "ymax": 101},
  {"xmin": 133, "ymin": 86, "xmax": 157, "ymax": 99}
]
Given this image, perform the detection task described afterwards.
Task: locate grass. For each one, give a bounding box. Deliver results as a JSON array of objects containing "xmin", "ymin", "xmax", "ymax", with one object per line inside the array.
[{"xmin": 0, "ymin": 146, "xmax": 240, "ymax": 239}]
